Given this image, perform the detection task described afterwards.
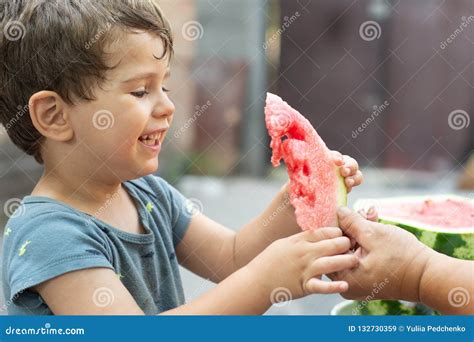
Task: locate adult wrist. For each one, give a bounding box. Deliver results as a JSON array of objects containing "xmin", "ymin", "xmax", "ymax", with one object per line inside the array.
[{"xmin": 413, "ymin": 245, "xmax": 439, "ymax": 303}]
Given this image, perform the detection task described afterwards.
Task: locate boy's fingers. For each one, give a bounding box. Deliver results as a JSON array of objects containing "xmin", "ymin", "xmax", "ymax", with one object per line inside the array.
[
  {"xmin": 305, "ymin": 278, "xmax": 349, "ymax": 294},
  {"xmin": 313, "ymin": 236, "xmax": 351, "ymax": 257},
  {"xmin": 357, "ymin": 206, "xmax": 376, "ymax": 222},
  {"xmin": 310, "ymin": 254, "xmax": 359, "ymax": 276},
  {"xmin": 345, "ymin": 178, "xmax": 354, "ymax": 192},
  {"xmin": 300, "ymin": 227, "xmax": 342, "ymax": 242},
  {"xmin": 366, "ymin": 206, "xmax": 378, "ymax": 222},
  {"xmin": 346, "ymin": 170, "xmax": 363, "ymax": 186},
  {"xmin": 330, "ymin": 150, "xmax": 344, "ymax": 166},
  {"xmin": 342, "ymin": 155, "xmax": 359, "ymax": 175}
]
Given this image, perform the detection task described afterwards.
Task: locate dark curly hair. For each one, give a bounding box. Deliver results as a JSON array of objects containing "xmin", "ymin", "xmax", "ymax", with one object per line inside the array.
[{"xmin": 0, "ymin": 0, "xmax": 173, "ymax": 163}]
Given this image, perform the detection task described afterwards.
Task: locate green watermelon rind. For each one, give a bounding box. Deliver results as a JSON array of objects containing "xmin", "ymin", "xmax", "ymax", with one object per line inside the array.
[
  {"xmin": 378, "ymin": 218, "xmax": 474, "ymax": 260},
  {"xmin": 330, "ymin": 300, "xmax": 438, "ymax": 316},
  {"xmin": 336, "ymin": 172, "xmax": 347, "ymax": 207},
  {"xmin": 360, "ymin": 300, "xmax": 437, "ymax": 316},
  {"xmin": 353, "ymin": 195, "xmax": 474, "ymax": 260}
]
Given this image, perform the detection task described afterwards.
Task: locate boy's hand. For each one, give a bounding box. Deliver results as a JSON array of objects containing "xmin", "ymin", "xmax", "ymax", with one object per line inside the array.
[
  {"xmin": 247, "ymin": 227, "xmax": 359, "ymax": 301},
  {"xmin": 331, "ymin": 151, "xmax": 363, "ymax": 192}
]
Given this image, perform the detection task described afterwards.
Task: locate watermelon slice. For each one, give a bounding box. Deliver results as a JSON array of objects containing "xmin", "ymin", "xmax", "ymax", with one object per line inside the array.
[
  {"xmin": 354, "ymin": 195, "xmax": 474, "ymax": 260},
  {"xmin": 264, "ymin": 93, "xmax": 347, "ymax": 230}
]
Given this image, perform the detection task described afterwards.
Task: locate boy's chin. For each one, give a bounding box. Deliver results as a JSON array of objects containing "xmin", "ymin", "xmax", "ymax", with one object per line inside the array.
[{"xmin": 135, "ymin": 158, "xmax": 159, "ymax": 178}]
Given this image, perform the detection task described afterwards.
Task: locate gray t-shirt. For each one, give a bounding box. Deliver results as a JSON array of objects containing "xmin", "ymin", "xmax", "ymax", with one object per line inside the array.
[{"xmin": 1, "ymin": 175, "xmax": 192, "ymax": 315}]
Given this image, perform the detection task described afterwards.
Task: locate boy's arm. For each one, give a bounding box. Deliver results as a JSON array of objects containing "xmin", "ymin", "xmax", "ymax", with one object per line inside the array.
[
  {"xmin": 34, "ymin": 268, "xmax": 145, "ymax": 315},
  {"xmin": 162, "ymin": 265, "xmax": 271, "ymax": 315},
  {"xmin": 232, "ymin": 183, "xmax": 299, "ymax": 269},
  {"xmin": 175, "ymin": 184, "xmax": 299, "ymax": 282},
  {"xmin": 34, "ymin": 266, "xmax": 269, "ymax": 315}
]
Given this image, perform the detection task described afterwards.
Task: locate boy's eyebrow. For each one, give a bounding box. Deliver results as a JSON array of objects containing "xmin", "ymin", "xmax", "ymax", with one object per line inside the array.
[{"xmin": 122, "ymin": 68, "xmax": 171, "ymax": 83}]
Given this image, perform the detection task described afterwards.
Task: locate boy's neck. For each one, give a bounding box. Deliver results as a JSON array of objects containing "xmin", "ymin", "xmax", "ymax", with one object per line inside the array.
[
  {"xmin": 32, "ymin": 167, "xmax": 146, "ymax": 235},
  {"xmin": 32, "ymin": 167, "xmax": 124, "ymax": 210}
]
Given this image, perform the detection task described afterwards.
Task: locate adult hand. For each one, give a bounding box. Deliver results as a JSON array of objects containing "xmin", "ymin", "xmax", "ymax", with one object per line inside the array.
[
  {"xmin": 331, "ymin": 207, "xmax": 474, "ymax": 314},
  {"xmin": 330, "ymin": 207, "xmax": 433, "ymax": 302}
]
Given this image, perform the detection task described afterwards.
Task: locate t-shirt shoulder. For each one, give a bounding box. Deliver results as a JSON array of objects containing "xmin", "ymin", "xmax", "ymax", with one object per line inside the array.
[{"xmin": 2, "ymin": 206, "xmax": 113, "ymax": 304}]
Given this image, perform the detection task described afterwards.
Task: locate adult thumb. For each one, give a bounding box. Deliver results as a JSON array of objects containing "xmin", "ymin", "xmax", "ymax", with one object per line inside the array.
[{"xmin": 337, "ymin": 206, "xmax": 372, "ymax": 247}]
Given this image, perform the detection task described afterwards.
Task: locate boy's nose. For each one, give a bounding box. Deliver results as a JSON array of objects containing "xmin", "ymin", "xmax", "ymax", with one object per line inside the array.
[{"xmin": 152, "ymin": 95, "xmax": 175, "ymax": 119}]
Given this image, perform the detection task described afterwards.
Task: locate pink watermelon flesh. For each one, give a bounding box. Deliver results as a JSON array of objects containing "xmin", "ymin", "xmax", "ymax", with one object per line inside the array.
[
  {"xmin": 264, "ymin": 92, "xmax": 345, "ymax": 231},
  {"xmin": 377, "ymin": 199, "xmax": 474, "ymax": 229}
]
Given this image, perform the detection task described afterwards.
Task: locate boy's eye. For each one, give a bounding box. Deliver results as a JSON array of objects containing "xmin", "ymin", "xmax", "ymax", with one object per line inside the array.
[
  {"xmin": 162, "ymin": 87, "xmax": 170, "ymax": 93},
  {"xmin": 131, "ymin": 90, "xmax": 149, "ymax": 98}
]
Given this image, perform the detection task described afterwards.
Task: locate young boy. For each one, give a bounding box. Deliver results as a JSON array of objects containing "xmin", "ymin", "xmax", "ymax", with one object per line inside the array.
[{"xmin": 0, "ymin": 0, "xmax": 363, "ymax": 315}]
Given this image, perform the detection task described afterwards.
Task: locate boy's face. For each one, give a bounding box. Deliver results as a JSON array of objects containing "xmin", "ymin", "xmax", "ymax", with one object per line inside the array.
[{"xmin": 65, "ymin": 32, "xmax": 174, "ymax": 181}]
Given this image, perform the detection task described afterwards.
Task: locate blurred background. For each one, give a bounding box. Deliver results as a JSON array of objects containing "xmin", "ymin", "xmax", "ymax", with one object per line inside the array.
[{"xmin": 1, "ymin": 0, "xmax": 473, "ymax": 315}]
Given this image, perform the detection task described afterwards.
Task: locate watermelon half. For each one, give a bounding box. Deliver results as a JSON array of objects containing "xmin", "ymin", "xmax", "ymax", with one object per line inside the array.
[
  {"xmin": 264, "ymin": 93, "xmax": 347, "ymax": 230},
  {"xmin": 354, "ymin": 194, "xmax": 474, "ymax": 260}
]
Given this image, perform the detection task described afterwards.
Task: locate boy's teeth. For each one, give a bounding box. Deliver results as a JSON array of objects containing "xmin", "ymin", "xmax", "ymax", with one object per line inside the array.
[
  {"xmin": 140, "ymin": 137, "xmax": 159, "ymax": 146},
  {"xmin": 139, "ymin": 132, "xmax": 161, "ymax": 142},
  {"xmin": 143, "ymin": 139, "xmax": 155, "ymax": 145}
]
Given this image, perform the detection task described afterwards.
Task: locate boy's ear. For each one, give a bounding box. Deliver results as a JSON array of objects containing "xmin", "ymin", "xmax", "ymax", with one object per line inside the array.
[{"xmin": 28, "ymin": 90, "xmax": 74, "ymax": 142}]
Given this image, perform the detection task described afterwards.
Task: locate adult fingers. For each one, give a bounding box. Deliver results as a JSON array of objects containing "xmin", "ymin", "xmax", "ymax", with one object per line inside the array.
[{"xmin": 337, "ymin": 207, "xmax": 375, "ymax": 249}]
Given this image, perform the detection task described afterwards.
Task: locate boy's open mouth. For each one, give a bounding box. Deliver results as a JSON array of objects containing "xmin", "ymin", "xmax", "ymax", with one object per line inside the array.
[{"xmin": 138, "ymin": 129, "xmax": 166, "ymax": 149}]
